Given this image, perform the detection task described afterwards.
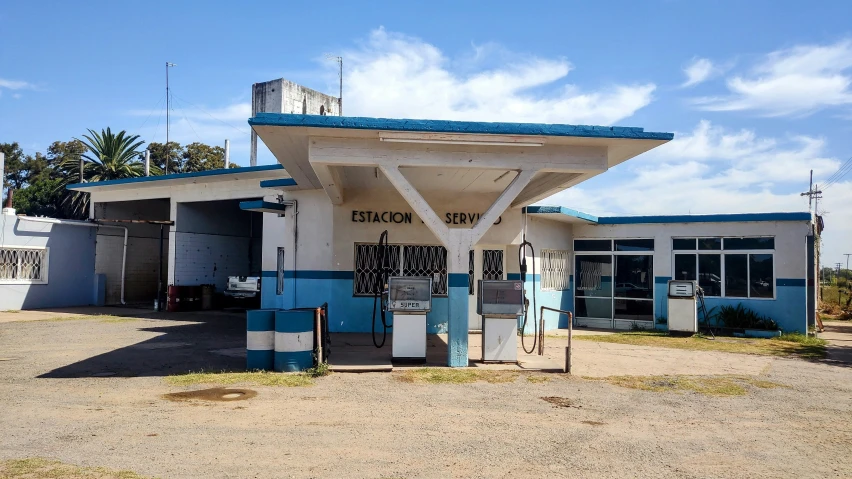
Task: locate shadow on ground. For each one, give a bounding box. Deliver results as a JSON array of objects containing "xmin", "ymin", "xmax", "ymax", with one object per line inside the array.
[{"xmin": 38, "ymin": 310, "xmax": 247, "ymax": 379}]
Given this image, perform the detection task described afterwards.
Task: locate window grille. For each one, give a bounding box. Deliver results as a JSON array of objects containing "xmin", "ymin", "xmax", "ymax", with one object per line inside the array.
[
  {"xmin": 403, "ymin": 245, "xmax": 447, "ymax": 295},
  {"xmin": 541, "ymin": 249, "xmax": 571, "ymax": 290},
  {"xmin": 577, "ymin": 258, "xmax": 603, "ymax": 291},
  {"xmin": 276, "ymin": 247, "xmax": 285, "ymax": 295},
  {"xmin": 482, "ymin": 249, "xmax": 504, "ymax": 281},
  {"xmin": 353, "ymin": 243, "xmax": 402, "ymax": 296},
  {"xmin": 468, "ymin": 250, "xmax": 475, "ymax": 295},
  {"xmin": 0, "ymin": 247, "xmax": 48, "ymax": 283}
]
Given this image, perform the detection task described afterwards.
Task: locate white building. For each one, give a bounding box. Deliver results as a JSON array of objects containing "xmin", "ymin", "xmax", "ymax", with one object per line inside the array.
[{"xmin": 65, "ymin": 114, "xmax": 816, "ymax": 367}]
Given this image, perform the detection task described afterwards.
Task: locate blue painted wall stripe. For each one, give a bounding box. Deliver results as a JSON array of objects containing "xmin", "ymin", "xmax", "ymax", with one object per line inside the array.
[
  {"xmin": 448, "ymin": 273, "xmax": 468, "ymax": 287},
  {"xmin": 249, "ymin": 113, "xmax": 675, "ymax": 141},
  {"xmin": 655, "ymin": 276, "xmax": 673, "ymax": 284},
  {"xmin": 261, "ymin": 270, "xmax": 354, "ymax": 280},
  {"xmin": 776, "ymin": 278, "xmax": 806, "ymax": 287}
]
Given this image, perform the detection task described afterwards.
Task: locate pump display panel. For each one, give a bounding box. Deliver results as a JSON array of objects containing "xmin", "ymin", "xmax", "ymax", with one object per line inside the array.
[
  {"xmin": 477, "ymin": 280, "xmax": 524, "ymax": 317},
  {"xmin": 387, "ymin": 277, "xmax": 433, "ymax": 312}
]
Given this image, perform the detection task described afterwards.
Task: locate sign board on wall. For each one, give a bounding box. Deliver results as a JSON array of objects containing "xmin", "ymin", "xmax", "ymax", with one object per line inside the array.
[{"xmin": 351, "ymin": 210, "xmax": 502, "ymax": 225}]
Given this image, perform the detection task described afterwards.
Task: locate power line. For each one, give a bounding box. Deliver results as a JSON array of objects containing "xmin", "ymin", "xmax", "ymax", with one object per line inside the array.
[
  {"xmin": 170, "ymin": 93, "xmax": 250, "ymax": 135},
  {"xmin": 135, "ymin": 93, "xmax": 166, "ymax": 135},
  {"xmin": 822, "ymin": 155, "xmax": 852, "ymax": 190}
]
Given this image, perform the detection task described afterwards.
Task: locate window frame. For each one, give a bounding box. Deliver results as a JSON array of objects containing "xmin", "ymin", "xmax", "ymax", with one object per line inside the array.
[
  {"xmin": 0, "ymin": 245, "xmax": 50, "ymax": 285},
  {"xmin": 541, "ymin": 249, "xmax": 571, "ymax": 291},
  {"xmin": 573, "ymin": 238, "xmax": 655, "ymax": 325},
  {"xmin": 671, "ymin": 236, "xmax": 776, "ymax": 300},
  {"xmin": 353, "ymin": 242, "xmax": 448, "ymax": 297}
]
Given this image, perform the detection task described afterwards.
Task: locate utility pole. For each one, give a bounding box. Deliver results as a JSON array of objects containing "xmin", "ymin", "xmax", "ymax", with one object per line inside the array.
[
  {"xmin": 845, "ymin": 254, "xmax": 851, "ymax": 306},
  {"xmin": 801, "ymin": 170, "xmax": 823, "ymax": 213},
  {"xmin": 166, "ymin": 62, "xmax": 177, "ymax": 174},
  {"xmin": 837, "ymin": 263, "xmax": 843, "ymax": 305}
]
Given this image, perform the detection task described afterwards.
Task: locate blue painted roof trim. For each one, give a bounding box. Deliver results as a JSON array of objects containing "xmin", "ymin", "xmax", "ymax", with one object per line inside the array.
[
  {"xmin": 597, "ymin": 212, "xmax": 812, "ymax": 224},
  {"xmin": 259, "ymin": 178, "xmax": 298, "ymax": 188},
  {"xmin": 526, "ymin": 206, "xmax": 811, "ymax": 224},
  {"xmin": 523, "ymin": 206, "xmax": 599, "ymax": 222},
  {"xmin": 67, "ymin": 164, "xmax": 285, "ymax": 189},
  {"xmin": 249, "ymin": 113, "xmax": 675, "ymax": 141},
  {"xmin": 239, "ymin": 200, "xmax": 288, "ymax": 213}
]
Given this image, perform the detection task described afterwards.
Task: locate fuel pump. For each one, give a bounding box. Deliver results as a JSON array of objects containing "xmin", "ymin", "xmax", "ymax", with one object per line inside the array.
[
  {"xmin": 478, "ymin": 279, "xmax": 525, "ymax": 362},
  {"xmin": 371, "ymin": 230, "xmax": 392, "ymax": 348},
  {"xmin": 386, "ymin": 276, "xmax": 432, "ymax": 362}
]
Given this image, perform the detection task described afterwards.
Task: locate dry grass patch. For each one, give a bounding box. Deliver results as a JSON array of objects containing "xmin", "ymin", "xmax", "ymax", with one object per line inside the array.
[
  {"xmin": 0, "ymin": 458, "xmax": 152, "ymax": 479},
  {"xmin": 574, "ymin": 331, "xmax": 826, "ymax": 360},
  {"xmin": 165, "ymin": 370, "xmax": 315, "ymax": 387},
  {"xmin": 395, "ymin": 368, "xmax": 520, "ymax": 384},
  {"xmin": 593, "ymin": 374, "xmax": 785, "ymax": 396},
  {"xmin": 526, "ymin": 375, "xmax": 551, "ymax": 384}
]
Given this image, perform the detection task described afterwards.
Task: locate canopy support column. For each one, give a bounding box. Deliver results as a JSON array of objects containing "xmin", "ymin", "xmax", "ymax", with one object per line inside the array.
[{"xmin": 380, "ymin": 165, "xmax": 538, "ymax": 367}]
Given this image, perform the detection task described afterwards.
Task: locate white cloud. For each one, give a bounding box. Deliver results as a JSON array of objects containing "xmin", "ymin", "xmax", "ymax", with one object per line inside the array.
[
  {"xmin": 681, "ymin": 58, "xmax": 715, "ymax": 87},
  {"xmin": 342, "ymin": 28, "xmax": 656, "ymax": 125},
  {"xmin": 694, "ymin": 39, "xmax": 852, "ymax": 116},
  {"xmin": 0, "ymin": 77, "xmax": 34, "ymax": 99},
  {"xmin": 542, "ymin": 120, "xmax": 849, "ymax": 263},
  {"xmin": 127, "ymin": 102, "xmax": 255, "ymax": 165}
]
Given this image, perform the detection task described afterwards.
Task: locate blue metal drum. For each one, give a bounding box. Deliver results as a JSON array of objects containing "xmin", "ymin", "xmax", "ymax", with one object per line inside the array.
[
  {"xmin": 274, "ymin": 309, "xmax": 315, "ymax": 372},
  {"xmin": 246, "ymin": 309, "xmax": 275, "ymax": 371}
]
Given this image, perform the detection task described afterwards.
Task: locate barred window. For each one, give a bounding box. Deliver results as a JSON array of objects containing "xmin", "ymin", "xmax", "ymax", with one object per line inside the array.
[
  {"xmin": 354, "ymin": 243, "xmax": 401, "ymax": 296},
  {"xmin": 354, "ymin": 244, "xmax": 445, "ymax": 296},
  {"xmin": 0, "ymin": 247, "xmax": 49, "ymax": 284},
  {"xmin": 482, "ymin": 249, "xmax": 504, "ymax": 281},
  {"xmin": 541, "ymin": 249, "xmax": 571, "ymax": 291}
]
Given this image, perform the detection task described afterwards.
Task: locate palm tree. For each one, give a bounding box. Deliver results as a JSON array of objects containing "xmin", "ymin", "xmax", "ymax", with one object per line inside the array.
[{"xmin": 58, "ymin": 128, "xmax": 154, "ymax": 217}]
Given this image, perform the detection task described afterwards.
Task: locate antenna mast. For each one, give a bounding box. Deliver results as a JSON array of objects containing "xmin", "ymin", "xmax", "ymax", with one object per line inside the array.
[{"xmin": 166, "ymin": 62, "xmax": 177, "ymax": 174}]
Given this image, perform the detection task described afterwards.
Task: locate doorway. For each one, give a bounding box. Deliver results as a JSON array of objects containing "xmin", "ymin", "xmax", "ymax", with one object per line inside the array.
[{"xmin": 574, "ymin": 239, "xmax": 655, "ymax": 329}]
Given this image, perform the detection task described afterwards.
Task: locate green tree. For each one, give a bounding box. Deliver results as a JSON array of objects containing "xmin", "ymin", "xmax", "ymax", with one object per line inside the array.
[
  {"xmin": 12, "ymin": 177, "xmax": 64, "ymax": 217},
  {"xmin": 147, "ymin": 141, "xmax": 184, "ymax": 174},
  {"xmin": 183, "ymin": 142, "xmax": 236, "ymax": 172},
  {"xmin": 1, "ymin": 142, "xmax": 33, "ymax": 190},
  {"xmin": 58, "ymin": 128, "xmax": 149, "ymax": 217}
]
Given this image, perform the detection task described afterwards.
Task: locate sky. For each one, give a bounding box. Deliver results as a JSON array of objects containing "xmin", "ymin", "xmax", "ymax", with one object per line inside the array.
[{"xmin": 1, "ymin": 0, "xmax": 851, "ymax": 265}]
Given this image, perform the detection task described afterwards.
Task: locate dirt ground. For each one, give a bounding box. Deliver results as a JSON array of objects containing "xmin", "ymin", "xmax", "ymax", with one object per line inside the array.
[{"xmin": 1, "ymin": 309, "xmax": 851, "ymax": 479}]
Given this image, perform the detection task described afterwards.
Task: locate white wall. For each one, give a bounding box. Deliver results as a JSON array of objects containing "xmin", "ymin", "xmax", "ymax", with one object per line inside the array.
[{"xmin": 173, "ymin": 200, "xmax": 262, "ymax": 291}]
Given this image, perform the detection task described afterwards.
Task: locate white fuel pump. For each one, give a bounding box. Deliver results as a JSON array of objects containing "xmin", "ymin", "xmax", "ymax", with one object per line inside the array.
[
  {"xmin": 667, "ymin": 280, "xmax": 698, "ymax": 333},
  {"xmin": 387, "ymin": 276, "xmax": 432, "ymax": 362},
  {"xmin": 478, "ymin": 279, "xmax": 525, "ymax": 362}
]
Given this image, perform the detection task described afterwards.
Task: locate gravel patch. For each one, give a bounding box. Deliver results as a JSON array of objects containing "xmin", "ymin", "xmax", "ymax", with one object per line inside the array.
[{"xmin": 1, "ymin": 314, "xmax": 851, "ymax": 478}]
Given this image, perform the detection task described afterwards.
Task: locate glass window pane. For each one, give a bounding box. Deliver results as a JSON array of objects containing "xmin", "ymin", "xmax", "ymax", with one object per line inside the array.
[
  {"xmin": 698, "ymin": 238, "xmax": 722, "ymax": 250},
  {"xmin": 674, "ymin": 254, "xmax": 696, "ymax": 281},
  {"xmin": 614, "ymin": 255, "xmax": 653, "ymax": 299},
  {"xmin": 724, "ymin": 254, "xmax": 748, "ymax": 298},
  {"xmin": 750, "ymin": 254, "xmax": 774, "ymax": 298},
  {"xmin": 673, "ymin": 238, "xmax": 696, "ymax": 250},
  {"xmin": 575, "ymin": 297, "xmax": 612, "ymax": 319},
  {"xmin": 574, "ymin": 255, "xmax": 612, "ymax": 298},
  {"xmin": 574, "ymin": 239, "xmax": 612, "ymax": 252},
  {"xmin": 614, "ymin": 239, "xmax": 654, "ymax": 251},
  {"xmin": 614, "ymin": 299, "xmax": 654, "ymax": 321},
  {"xmin": 724, "ymin": 237, "xmax": 775, "ymax": 250},
  {"xmin": 698, "ymin": 254, "xmax": 721, "ymax": 296}
]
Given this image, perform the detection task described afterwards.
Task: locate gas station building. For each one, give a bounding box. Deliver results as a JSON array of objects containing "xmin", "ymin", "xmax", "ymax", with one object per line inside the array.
[{"xmin": 68, "ymin": 114, "xmax": 816, "ymax": 367}]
